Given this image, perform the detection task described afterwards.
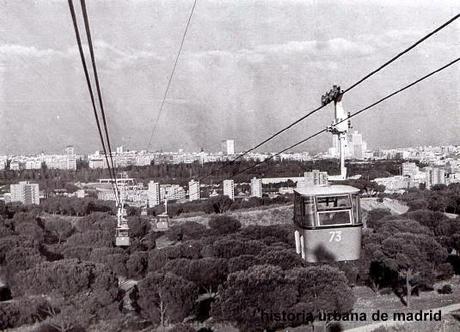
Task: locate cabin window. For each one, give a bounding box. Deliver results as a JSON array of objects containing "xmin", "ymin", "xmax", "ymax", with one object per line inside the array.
[
  {"xmin": 316, "ymin": 195, "xmax": 351, "ymax": 210},
  {"xmin": 294, "ymin": 194, "xmax": 315, "ymax": 228},
  {"xmin": 304, "ymin": 196, "xmax": 315, "ymax": 216},
  {"xmin": 294, "ymin": 194, "xmax": 304, "ymax": 217},
  {"xmin": 117, "ymin": 230, "xmax": 129, "ymax": 237},
  {"xmin": 352, "ymin": 195, "xmax": 361, "ymax": 224},
  {"xmin": 317, "ymin": 210, "xmax": 352, "ymax": 226}
]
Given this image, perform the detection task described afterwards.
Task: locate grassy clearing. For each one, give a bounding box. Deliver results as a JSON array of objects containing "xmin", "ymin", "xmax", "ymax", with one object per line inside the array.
[
  {"xmin": 339, "ymin": 276, "xmax": 460, "ymax": 330},
  {"xmin": 171, "ymin": 204, "xmax": 293, "ymax": 227}
]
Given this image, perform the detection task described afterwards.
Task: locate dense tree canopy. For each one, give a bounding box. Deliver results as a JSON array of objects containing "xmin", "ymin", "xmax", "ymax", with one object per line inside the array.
[
  {"xmin": 44, "ymin": 217, "xmax": 74, "ymax": 244},
  {"xmin": 163, "ymin": 257, "xmax": 228, "ymax": 293},
  {"xmin": 11, "ymin": 259, "xmax": 119, "ymax": 299},
  {"xmin": 377, "ymin": 232, "xmax": 447, "ymax": 307},
  {"xmin": 136, "ymin": 272, "xmax": 199, "ymax": 326},
  {"xmin": 400, "ymin": 184, "xmax": 460, "ymax": 214},
  {"xmin": 212, "ymin": 264, "xmax": 355, "ymax": 332},
  {"xmin": 208, "ymin": 215, "xmax": 241, "ymax": 235}
]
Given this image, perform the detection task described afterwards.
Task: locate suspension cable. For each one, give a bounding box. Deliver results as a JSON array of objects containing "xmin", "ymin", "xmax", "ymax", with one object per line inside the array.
[
  {"xmin": 67, "ymin": 0, "xmax": 119, "ymax": 203},
  {"xmin": 146, "ymin": 0, "xmax": 198, "ymax": 151}
]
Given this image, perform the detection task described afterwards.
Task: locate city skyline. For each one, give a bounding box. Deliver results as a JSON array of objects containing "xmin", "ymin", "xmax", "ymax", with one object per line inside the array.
[
  {"xmin": 2, "ymin": 140, "xmax": 460, "ymax": 158},
  {"xmin": 1, "ymin": 1, "xmax": 459, "ymax": 155}
]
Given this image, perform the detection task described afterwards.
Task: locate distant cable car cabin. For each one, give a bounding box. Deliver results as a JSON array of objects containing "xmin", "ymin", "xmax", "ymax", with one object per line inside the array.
[
  {"xmin": 293, "ymin": 185, "xmax": 362, "ymax": 262},
  {"xmin": 155, "ymin": 213, "xmax": 170, "ymax": 230},
  {"xmin": 155, "ymin": 199, "xmax": 170, "ymax": 230},
  {"xmin": 115, "ymin": 204, "xmax": 130, "ymax": 247}
]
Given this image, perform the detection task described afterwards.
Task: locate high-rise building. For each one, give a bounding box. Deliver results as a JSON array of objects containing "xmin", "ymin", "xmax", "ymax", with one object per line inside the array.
[
  {"xmin": 223, "ymin": 179, "xmax": 235, "ymax": 200},
  {"xmin": 328, "ymin": 130, "xmax": 367, "ymax": 160},
  {"xmin": 424, "ymin": 167, "xmax": 446, "ymax": 188},
  {"xmin": 116, "ymin": 146, "xmax": 124, "ymax": 154},
  {"xmin": 402, "ymin": 162, "xmax": 419, "ymax": 177},
  {"xmin": 188, "ymin": 180, "xmax": 201, "ymax": 201},
  {"xmin": 147, "ymin": 181, "xmax": 160, "ymax": 207},
  {"xmin": 222, "ymin": 140, "xmax": 235, "ymax": 155},
  {"xmin": 10, "ymin": 181, "xmax": 40, "ymax": 205},
  {"xmin": 348, "ymin": 131, "xmax": 366, "ymax": 159},
  {"xmin": 250, "ymin": 177, "xmax": 262, "ymax": 198}
]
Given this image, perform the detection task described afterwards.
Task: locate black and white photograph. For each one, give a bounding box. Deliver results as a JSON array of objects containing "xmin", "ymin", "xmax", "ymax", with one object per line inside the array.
[{"xmin": 0, "ymin": 0, "xmax": 459, "ymax": 331}]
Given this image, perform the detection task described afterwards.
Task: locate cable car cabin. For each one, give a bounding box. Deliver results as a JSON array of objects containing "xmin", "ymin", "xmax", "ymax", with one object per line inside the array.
[
  {"xmin": 115, "ymin": 225, "xmax": 130, "ymax": 246},
  {"xmin": 156, "ymin": 214, "xmax": 170, "ymax": 230},
  {"xmin": 293, "ymin": 185, "xmax": 362, "ymax": 262},
  {"xmin": 115, "ymin": 205, "xmax": 130, "ymax": 247}
]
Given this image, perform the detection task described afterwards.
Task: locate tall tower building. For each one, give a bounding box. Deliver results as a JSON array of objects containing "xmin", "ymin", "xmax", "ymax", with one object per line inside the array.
[
  {"xmin": 65, "ymin": 145, "xmax": 75, "ymax": 155},
  {"xmin": 147, "ymin": 181, "xmax": 160, "ymax": 207},
  {"xmin": 65, "ymin": 145, "xmax": 77, "ymax": 170},
  {"xmin": 250, "ymin": 177, "xmax": 263, "ymax": 198},
  {"xmin": 10, "ymin": 181, "xmax": 40, "ymax": 205},
  {"xmin": 423, "ymin": 167, "xmax": 446, "ymax": 189},
  {"xmin": 328, "ymin": 130, "xmax": 368, "ymax": 160},
  {"xmin": 188, "ymin": 180, "xmax": 201, "ymax": 201},
  {"xmin": 223, "ymin": 179, "xmax": 235, "ymax": 200},
  {"xmin": 222, "ymin": 140, "xmax": 235, "ymax": 155},
  {"xmin": 350, "ymin": 131, "xmax": 364, "ymax": 159}
]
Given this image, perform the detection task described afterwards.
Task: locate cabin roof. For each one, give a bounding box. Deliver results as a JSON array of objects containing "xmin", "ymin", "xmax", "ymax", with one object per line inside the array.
[{"xmin": 294, "ymin": 184, "xmax": 360, "ymax": 196}]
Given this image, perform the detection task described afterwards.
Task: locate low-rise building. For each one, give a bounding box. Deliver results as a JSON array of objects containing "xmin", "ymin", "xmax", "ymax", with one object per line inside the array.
[{"xmin": 374, "ymin": 176, "xmax": 409, "ymax": 193}]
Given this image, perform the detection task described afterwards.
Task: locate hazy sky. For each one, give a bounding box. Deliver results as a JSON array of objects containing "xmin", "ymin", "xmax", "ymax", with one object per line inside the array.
[{"xmin": 0, "ymin": 0, "xmax": 459, "ymax": 154}]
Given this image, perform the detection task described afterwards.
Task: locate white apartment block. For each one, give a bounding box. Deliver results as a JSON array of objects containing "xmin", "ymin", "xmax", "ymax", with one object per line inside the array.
[
  {"xmin": 223, "ymin": 179, "xmax": 235, "ymax": 200},
  {"xmin": 160, "ymin": 185, "xmax": 186, "ymax": 201},
  {"xmin": 89, "ymin": 157, "xmax": 107, "ymax": 169},
  {"xmin": 250, "ymin": 177, "xmax": 263, "ymax": 198},
  {"xmin": 148, "ymin": 181, "xmax": 160, "ymax": 207},
  {"xmin": 222, "ymin": 140, "xmax": 235, "ymax": 155},
  {"xmin": 402, "ymin": 162, "xmax": 419, "ymax": 177},
  {"xmin": 423, "ymin": 167, "xmax": 446, "ymax": 188},
  {"xmin": 10, "ymin": 154, "xmax": 77, "ymax": 171},
  {"xmin": 188, "ymin": 180, "xmax": 201, "ymax": 201},
  {"xmin": 10, "ymin": 181, "xmax": 40, "ymax": 205}
]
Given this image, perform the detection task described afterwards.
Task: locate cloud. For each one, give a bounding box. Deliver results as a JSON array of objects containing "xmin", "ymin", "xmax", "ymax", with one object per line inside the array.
[
  {"xmin": 179, "ymin": 26, "xmax": 457, "ymax": 76},
  {"xmin": 184, "ymin": 37, "xmax": 375, "ymax": 64},
  {"xmin": 0, "ymin": 40, "xmax": 170, "ymax": 71},
  {"xmin": 89, "ymin": 40, "xmax": 166, "ymax": 68},
  {"xmin": 253, "ymin": 38, "xmax": 375, "ymax": 57},
  {"xmin": 5, "ymin": 26, "xmax": 446, "ymax": 74},
  {"xmin": 179, "ymin": 37, "xmax": 375, "ymax": 73},
  {"xmin": 0, "ymin": 44, "xmax": 65, "ymax": 59}
]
